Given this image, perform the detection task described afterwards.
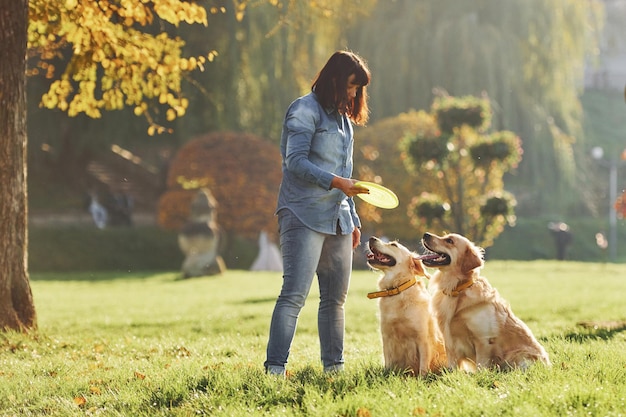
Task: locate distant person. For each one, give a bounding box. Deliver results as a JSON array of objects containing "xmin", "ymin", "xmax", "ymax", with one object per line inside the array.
[
  {"xmin": 264, "ymin": 51, "xmax": 372, "ymax": 376},
  {"xmin": 595, "ymin": 232, "xmax": 608, "ymax": 262},
  {"xmin": 113, "ymin": 192, "xmax": 134, "ymax": 226},
  {"xmin": 548, "ymin": 222, "xmax": 572, "ymax": 260},
  {"xmin": 89, "ymin": 194, "xmax": 108, "ymax": 229}
]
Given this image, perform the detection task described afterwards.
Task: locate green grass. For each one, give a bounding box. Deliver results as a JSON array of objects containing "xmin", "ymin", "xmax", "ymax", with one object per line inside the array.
[{"xmin": 2, "ymin": 262, "xmax": 626, "ymax": 416}]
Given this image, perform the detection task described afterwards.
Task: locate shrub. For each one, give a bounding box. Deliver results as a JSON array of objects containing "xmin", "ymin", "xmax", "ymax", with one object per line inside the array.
[{"xmin": 432, "ymin": 95, "xmax": 491, "ymax": 133}]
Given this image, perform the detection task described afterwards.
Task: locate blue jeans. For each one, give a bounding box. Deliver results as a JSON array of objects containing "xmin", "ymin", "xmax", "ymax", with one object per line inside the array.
[{"xmin": 264, "ymin": 209, "xmax": 353, "ymax": 374}]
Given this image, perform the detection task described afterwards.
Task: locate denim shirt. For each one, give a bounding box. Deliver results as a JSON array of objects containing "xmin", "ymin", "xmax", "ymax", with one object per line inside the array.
[{"xmin": 276, "ymin": 92, "xmax": 361, "ymax": 235}]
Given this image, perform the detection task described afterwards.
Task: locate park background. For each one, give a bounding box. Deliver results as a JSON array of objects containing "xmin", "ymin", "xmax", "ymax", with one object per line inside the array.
[
  {"xmin": 26, "ymin": 0, "xmax": 626, "ymax": 273},
  {"xmin": 4, "ymin": 2, "xmax": 626, "ymax": 415}
]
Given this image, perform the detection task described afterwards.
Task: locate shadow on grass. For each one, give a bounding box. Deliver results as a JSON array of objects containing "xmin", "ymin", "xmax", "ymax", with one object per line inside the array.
[
  {"xmin": 564, "ymin": 320, "xmax": 626, "ymax": 342},
  {"xmin": 241, "ymin": 297, "xmax": 276, "ymax": 304}
]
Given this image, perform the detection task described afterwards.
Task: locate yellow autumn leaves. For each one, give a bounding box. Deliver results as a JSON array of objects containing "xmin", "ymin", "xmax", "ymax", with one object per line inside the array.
[
  {"xmin": 65, "ymin": 0, "xmax": 209, "ymax": 26},
  {"xmin": 29, "ymin": 0, "xmax": 217, "ymax": 133}
]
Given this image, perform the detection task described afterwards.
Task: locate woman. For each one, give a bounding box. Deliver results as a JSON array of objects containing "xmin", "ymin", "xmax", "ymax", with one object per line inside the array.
[{"xmin": 264, "ymin": 51, "xmax": 371, "ymax": 376}]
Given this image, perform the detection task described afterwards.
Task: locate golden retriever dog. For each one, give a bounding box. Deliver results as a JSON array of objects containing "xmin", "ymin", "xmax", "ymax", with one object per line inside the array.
[
  {"xmin": 366, "ymin": 236, "xmax": 446, "ymax": 376},
  {"xmin": 420, "ymin": 232, "xmax": 551, "ymax": 371}
]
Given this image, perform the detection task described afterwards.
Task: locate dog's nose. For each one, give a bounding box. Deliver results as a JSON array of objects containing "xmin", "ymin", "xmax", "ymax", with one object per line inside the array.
[
  {"xmin": 422, "ymin": 233, "xmax": 432, "ymax": 242},
  {"xmin": 369, "ymin": 236, "xmax": 379, "ymax": 245}
]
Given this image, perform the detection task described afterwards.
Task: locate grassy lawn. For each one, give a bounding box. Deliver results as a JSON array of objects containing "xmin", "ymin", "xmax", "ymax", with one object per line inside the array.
[{"xmin": 1, "ymin": 261, "xmax": 626, "ymax": 416}]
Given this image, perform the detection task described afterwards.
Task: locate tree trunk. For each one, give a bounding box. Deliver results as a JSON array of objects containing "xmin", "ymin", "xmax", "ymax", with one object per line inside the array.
[{"xmin": 0, "ymin": 0, "xmax": 37, "ymax": 331}]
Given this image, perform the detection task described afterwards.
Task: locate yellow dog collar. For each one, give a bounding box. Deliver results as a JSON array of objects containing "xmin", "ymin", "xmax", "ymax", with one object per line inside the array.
[
  {"xmin": 443, "ymin": 278, "xmax": 474, "ymax": 297},
  {"xmin": 367, "ymin": 277, "xmax": 417, "ymax": 299}
]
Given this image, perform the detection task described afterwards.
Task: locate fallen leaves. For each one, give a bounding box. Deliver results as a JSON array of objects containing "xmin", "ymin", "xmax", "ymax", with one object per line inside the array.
[{"xmin": 73, "ymin": 395, "xmax": 87, "ymax": 406}]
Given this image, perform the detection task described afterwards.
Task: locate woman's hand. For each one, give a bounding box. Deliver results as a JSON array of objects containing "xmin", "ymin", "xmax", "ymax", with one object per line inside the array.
[
  {"xmin": 330, "ymin": 176, "xmax": 369, "ymax": 198},
  {"xmin": 352, "ymin": 227, "xmax": 361, "ymax": 249}
]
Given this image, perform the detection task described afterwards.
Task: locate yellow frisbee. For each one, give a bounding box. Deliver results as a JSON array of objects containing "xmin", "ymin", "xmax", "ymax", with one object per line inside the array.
[{"xmin": 355, "ymin": 181, "xmax": 399, "ymax": 209}]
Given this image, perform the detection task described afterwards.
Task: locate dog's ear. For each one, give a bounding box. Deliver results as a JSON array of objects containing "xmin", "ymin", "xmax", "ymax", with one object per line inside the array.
[
  {"xmin": 461, "ymin": 244, "xmax": 484, "ymax": 273},
  {"xmin": 411, "ymin": 254, "xmax": 429, "ymax": 278}
]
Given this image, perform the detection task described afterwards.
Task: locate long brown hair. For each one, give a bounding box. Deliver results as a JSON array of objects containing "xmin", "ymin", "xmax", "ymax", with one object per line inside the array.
[{"xmin": 312, "ymin": 51, "xmax": 371, "ymax": 126}]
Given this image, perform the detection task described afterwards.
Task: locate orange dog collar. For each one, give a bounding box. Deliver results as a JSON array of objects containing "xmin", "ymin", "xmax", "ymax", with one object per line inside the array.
[
  {"xmin": 367, "ymin": 277, "xmax": 417, "ymax": 299},
  {"xmin": 443, "ymin": 278, "xmax": 474, "ymax": 297}
]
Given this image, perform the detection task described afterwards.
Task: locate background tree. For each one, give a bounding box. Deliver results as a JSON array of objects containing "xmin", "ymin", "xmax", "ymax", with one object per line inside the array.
[
  {"xmin": 26, "ymin": 0, "xmax": 218, "ymax": 192},
  {"xmin": 171, "ymin": 0, "xmax": 377, "ymax": 141},
  {"xmin": 26, "ymin": 1, "xmax": 605, "ymax": 223},
  {"xmin": 2, "ymin": 0, "xmax": 216, "ymax": 332},
  {"xmin": 347, "ymin": 0, "xmax": 602, "ymax": 217},
  {"xmin": 28, "ymin": 0, "xmax": 212, "ymax": 133},
  {"xmin": 402, "ymin": 95, "xmax": 522, "ymax": 247},
  {"xmin": 0, "ymin": 0, "xmax": 37, "ymax": 331},
  {"xmin": 26, "ymin": 0, "xmax": 376, "ymax": 213}
]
